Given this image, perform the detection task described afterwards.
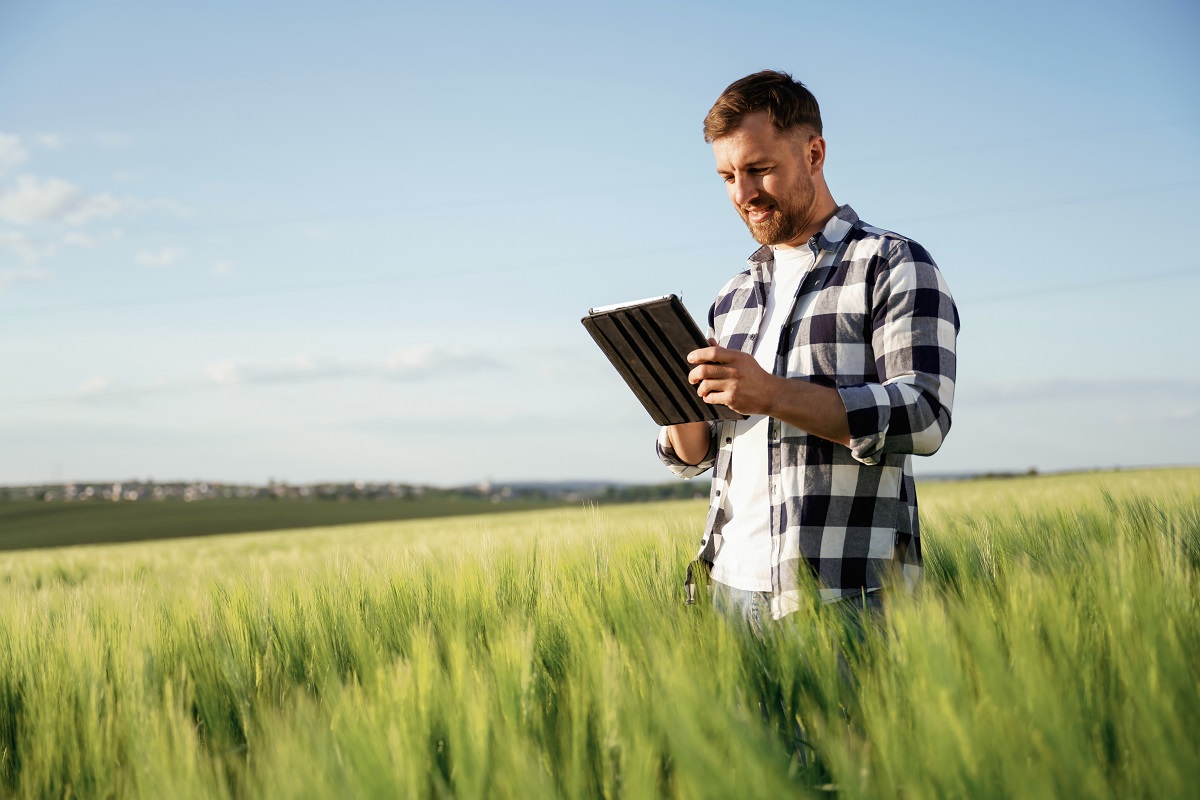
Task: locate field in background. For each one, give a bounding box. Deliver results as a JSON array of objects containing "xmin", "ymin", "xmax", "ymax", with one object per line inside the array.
[
  {"xmin": 0, "ymin": 468, "xmax": 1196, "ymax": 798},
  {"xmin": 0, "ymin": 496, "xmax": 566, "ymax": 551}
]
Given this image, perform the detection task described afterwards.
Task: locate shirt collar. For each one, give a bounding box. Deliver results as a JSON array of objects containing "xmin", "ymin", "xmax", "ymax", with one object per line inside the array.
[{"xmin": 746, "ymin": 204, "xmax": 859, "ymax": 265}]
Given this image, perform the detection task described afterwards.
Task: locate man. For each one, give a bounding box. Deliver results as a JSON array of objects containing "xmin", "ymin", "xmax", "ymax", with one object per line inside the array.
[{"xmin": 657, "ymin": 70, "xmax": 959, "ymax": 626}]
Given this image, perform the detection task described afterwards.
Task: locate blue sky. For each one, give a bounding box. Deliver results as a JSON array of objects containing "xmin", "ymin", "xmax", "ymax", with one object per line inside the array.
[{"xmin": 1, "ymin": 0, "xmax": 1198, "ymax": 486}]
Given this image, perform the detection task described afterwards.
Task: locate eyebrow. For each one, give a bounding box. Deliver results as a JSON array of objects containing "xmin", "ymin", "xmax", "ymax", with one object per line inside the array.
[{"xmin": 716, "ymin": 159, "xmax": 774, "ymax": 174}]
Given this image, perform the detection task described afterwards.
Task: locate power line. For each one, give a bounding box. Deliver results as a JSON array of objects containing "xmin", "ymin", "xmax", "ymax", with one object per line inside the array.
[
  {"xmin": 4, "ymin": 175, "xmax": 1198, "ymax": 320},
  {"xmin": 960, "ymin": 265, "xmax": 1200, "ymax": 306},
  {"xmin": 0, "ymin": 364, "xmax": 411, "ymax": 408},
  {"xmin": 854, "ymin": 114, "xmax": 1200, "ymax": 167},
  {"xmin": 896, "ymin": 177, "xmax": 1200, "ymax": 226},
  {"xmin": 0, "ymin": 242, "xmax": 676, "ymax": 318},
  {"xmin": 5, "ymin": 264, "xmax": 1199, "ymax": 409},
  {"xmin": 4, "ymin": 116, "xmax": 1197, "ymax": 246}
]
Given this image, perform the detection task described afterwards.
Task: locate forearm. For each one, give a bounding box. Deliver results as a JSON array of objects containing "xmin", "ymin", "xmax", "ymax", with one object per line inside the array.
[
  {"xmin": 664, "ymin": 421, "xmax": 713, "ymax": 466},
  {"xmin": 656, "ymin": 420, "xmax": 718, "ymax": 478},
  {"xmin": 688, "ymin": 345, "xmax": 851, "ymax": 446},
  {"xmin": 762, "ymin": 376, "xmax": 851, "ymax": 446}
]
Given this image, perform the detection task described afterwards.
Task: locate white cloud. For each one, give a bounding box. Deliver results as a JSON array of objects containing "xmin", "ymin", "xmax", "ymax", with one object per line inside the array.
[
  {"xmin": 63, "ymin": 228, "xmax": 123, "ymax": 249},
  {"xmin": 0, "ymin": 227, "xmax": 122, "ymax": 264},
  {"xmin": 135, "ymin": 246, "xmax": 186, "ymax": 267},
  {"xmin": 94, "ymin": 132, "xmax": 134, "ymax": 149},
  {"xmin": 384, "ymin": 344, "xmax": 435, "ymax": 370},
  {"xmin": 0, "ymin": 133, "xmax": 29, "ymax": 175},
  {"xmin": 77, "ymin": 375, "xmax": 115, "ymax": 393},
  {"xmin": 203, "ymin": 355, "xmax": 317, "ymax": 386},
  {"xmin": 1165, "ymin": 406, "xmax": 1198, "ymax": 422},
  {"xmin": 965, "ymin": 378, "xmax": 1200, "ymax": 406},
  {"xmin": 291, "ymin": 354, "xmax": 315, "ymax": 370},
  {"xmin": 70, "ymin": 193, "xmax": 125, "ymax": 224},
  {"xmin": 195, "ymin": 348, "xmax": 493, "ymax": 389},
  {"xmin": 0, "ymin": 175, "xmax": 127, "ymax": 225},
  {"xmin": 0, "ymin": 267, "xmax": 51, "ymax": 290},
  {"xmin": 205, "ymin": 361, "xmax": 239, "ymax": 385},
  {"xmin": 35, "ymin": 133, "xmax": 63, "ymax": 150},
  {"xmin": 146, "ymin": 197, "xmax": 191, "ymax": 218},
  {"xmin": 212, "ymin": 259, "xmax": 234, "ymax": 275},
  {"xmin": 0, "ymin": 230, "xmax": 55, "ymax": 262}
]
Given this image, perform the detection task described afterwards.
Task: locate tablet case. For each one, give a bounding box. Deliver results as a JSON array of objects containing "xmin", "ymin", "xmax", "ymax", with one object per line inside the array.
[{"xmin": 582, "ymin": 294, "xmax": 747, "ymax": 426}]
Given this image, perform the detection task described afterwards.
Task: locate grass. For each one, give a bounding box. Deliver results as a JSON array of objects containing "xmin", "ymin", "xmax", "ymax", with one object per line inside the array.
[{"xmin": 0, "ymin": 468, "xmax": 1196, "ymax": 798}]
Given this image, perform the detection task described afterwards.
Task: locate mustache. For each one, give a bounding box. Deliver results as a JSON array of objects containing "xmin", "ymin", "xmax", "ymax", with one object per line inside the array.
[{"xmin": 740, "ymin": 200, "xmax": 776, "ymax": 213}]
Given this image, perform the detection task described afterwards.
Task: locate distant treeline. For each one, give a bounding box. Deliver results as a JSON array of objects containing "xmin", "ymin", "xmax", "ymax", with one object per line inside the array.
[
  {"xmin": 0, "ymin": 480, "xmax": 712, "ymax": 552},
  {"xmin": 597, "ymin": 481, "xmax": 711, "ymax": 503}
]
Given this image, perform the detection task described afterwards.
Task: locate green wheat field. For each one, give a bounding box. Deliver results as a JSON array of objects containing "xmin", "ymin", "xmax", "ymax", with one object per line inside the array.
[{"xmin": 1, "ymin": 468, "xmax": 1197, "ymax": 798}]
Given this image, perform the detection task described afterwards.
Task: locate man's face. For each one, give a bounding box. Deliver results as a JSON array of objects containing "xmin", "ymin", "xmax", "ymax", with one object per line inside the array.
[{"xmin": 712, "ymin": 111, "xmax": 819, "ymax": 248}]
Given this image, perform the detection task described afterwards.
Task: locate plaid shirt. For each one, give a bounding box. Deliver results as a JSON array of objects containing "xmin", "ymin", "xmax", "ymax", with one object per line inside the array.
[{"xmin": 657, "ymin": 205, "xmax": 959, "ymax": 619}]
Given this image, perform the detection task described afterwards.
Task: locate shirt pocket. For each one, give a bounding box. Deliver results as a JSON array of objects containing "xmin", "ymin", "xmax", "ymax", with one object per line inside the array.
[{"xmin": 783, "ymin": 283, "xmax": 872, "ymax": 384}]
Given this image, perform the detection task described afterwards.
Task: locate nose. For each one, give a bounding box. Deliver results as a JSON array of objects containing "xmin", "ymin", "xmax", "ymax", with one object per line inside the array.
[{"xmin": 730, "ymin": 174, "xmax": 762, "ymax": 208}]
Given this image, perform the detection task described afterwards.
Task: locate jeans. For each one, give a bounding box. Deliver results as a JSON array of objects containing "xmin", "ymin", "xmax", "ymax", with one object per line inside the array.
[
  {"xmin": 711, "ymin": 580, "xmax": 885, "ymax": 639},
  {"xmin": 711, "ymin": 581, "xmax": 773, "ymax": 638},
  {"xmin": 710, "ymin": 581, "xmax": 886, "ymax": 768}
]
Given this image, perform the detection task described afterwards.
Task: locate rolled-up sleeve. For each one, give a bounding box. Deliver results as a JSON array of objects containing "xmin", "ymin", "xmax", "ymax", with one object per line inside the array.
[
  {"xmin": 837, "ymin": 240, "xmax": 959, "ymax": 466},
  {"xmin": 656, "ymin": 423, "xmax": 719, "ymax": 478}
]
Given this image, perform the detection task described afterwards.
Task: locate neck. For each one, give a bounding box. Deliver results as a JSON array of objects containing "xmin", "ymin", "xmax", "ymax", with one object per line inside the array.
[{"xmin": 784, "ymin": 193, "xmax": 839, "ymax": 248}]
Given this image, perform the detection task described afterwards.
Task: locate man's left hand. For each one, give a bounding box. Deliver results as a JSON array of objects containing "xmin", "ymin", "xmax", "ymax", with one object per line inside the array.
[{"xmin": 687, "ymin": 340, "xmax": 778, "ymax": 417}]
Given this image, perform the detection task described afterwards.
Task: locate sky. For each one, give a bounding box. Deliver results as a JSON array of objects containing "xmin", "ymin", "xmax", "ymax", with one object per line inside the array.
[{"xmin": 1, "ymin": 0, "xmax": 1198, "ymax": 487}]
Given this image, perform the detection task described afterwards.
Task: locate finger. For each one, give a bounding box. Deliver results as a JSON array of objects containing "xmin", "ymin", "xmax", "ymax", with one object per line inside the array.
[
  {"xmin": 689, "ymin": 364, "xmax": 731, "ymax": 385},
  {"xmin": 688, "ymin": 344, "xmax": 736, "ymax": 365},
  {"xmin": 698, "ymin": 375, "xmax": 733, "ymax": 396}
]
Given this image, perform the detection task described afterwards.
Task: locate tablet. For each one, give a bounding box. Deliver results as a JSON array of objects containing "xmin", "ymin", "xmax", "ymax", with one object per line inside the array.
[{"xmin": 581, "ymin": 294, "xmax": 746, "ymax": 426}]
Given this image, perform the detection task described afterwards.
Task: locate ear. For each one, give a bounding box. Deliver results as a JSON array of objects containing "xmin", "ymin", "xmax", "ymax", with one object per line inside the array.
[{"xmin": 807, "ymin": 135, "xmax": 827, "ymax": 174}]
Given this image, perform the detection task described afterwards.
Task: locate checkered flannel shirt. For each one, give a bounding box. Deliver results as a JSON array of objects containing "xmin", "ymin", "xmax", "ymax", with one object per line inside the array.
[{"xmin": 657, "ymin": 205, "xmax": 959, "ymax": 619}]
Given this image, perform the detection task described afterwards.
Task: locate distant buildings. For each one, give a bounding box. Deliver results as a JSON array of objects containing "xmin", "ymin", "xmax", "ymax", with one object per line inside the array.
[{"xmin": 1, "ymin": 479, "xmax": 710, "ymax": 505}]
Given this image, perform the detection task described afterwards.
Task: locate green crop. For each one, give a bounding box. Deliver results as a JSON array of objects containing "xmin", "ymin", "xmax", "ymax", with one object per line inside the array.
[{"xmin": 0, "ymin": 468, "xmax": 1196, "ymax": 798}]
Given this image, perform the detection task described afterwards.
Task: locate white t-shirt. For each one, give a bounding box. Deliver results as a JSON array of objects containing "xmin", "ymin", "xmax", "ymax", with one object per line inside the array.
[{"xmin": 711, "ymin": 243, "xmax": 818, "ymax": 591}]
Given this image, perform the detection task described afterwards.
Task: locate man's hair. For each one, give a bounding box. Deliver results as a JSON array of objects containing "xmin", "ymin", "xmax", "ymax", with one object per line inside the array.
[{"xmin": 703, "ymin": 70, "xmax": 823, "ymax": 143}]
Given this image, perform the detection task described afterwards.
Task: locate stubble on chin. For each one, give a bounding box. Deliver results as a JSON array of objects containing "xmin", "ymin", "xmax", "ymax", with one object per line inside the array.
[
  {"xmin": 742, "ymin": 210, "xmax": 804, "ymax": 247},
  {"xmin": 738, "ymin": 171, "xmax": 818, "ymax": 246}
]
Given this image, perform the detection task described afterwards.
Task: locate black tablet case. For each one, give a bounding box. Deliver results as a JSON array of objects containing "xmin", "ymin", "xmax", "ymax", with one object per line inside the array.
[{"xmin": 581, "ymin": 295, "xmax": 747, "ymax": 426}]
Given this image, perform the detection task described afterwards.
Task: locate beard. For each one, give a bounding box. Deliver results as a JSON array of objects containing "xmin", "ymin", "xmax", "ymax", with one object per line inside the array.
[{"xmin": 737, "ymin": 176, "xmax": 816, "ymax": 246}]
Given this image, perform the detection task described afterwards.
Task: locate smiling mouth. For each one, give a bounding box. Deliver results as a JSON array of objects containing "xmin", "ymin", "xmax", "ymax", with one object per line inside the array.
[{"xmin": 745, "ymin": 206, "xmax": 774, "ymax": 224}]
